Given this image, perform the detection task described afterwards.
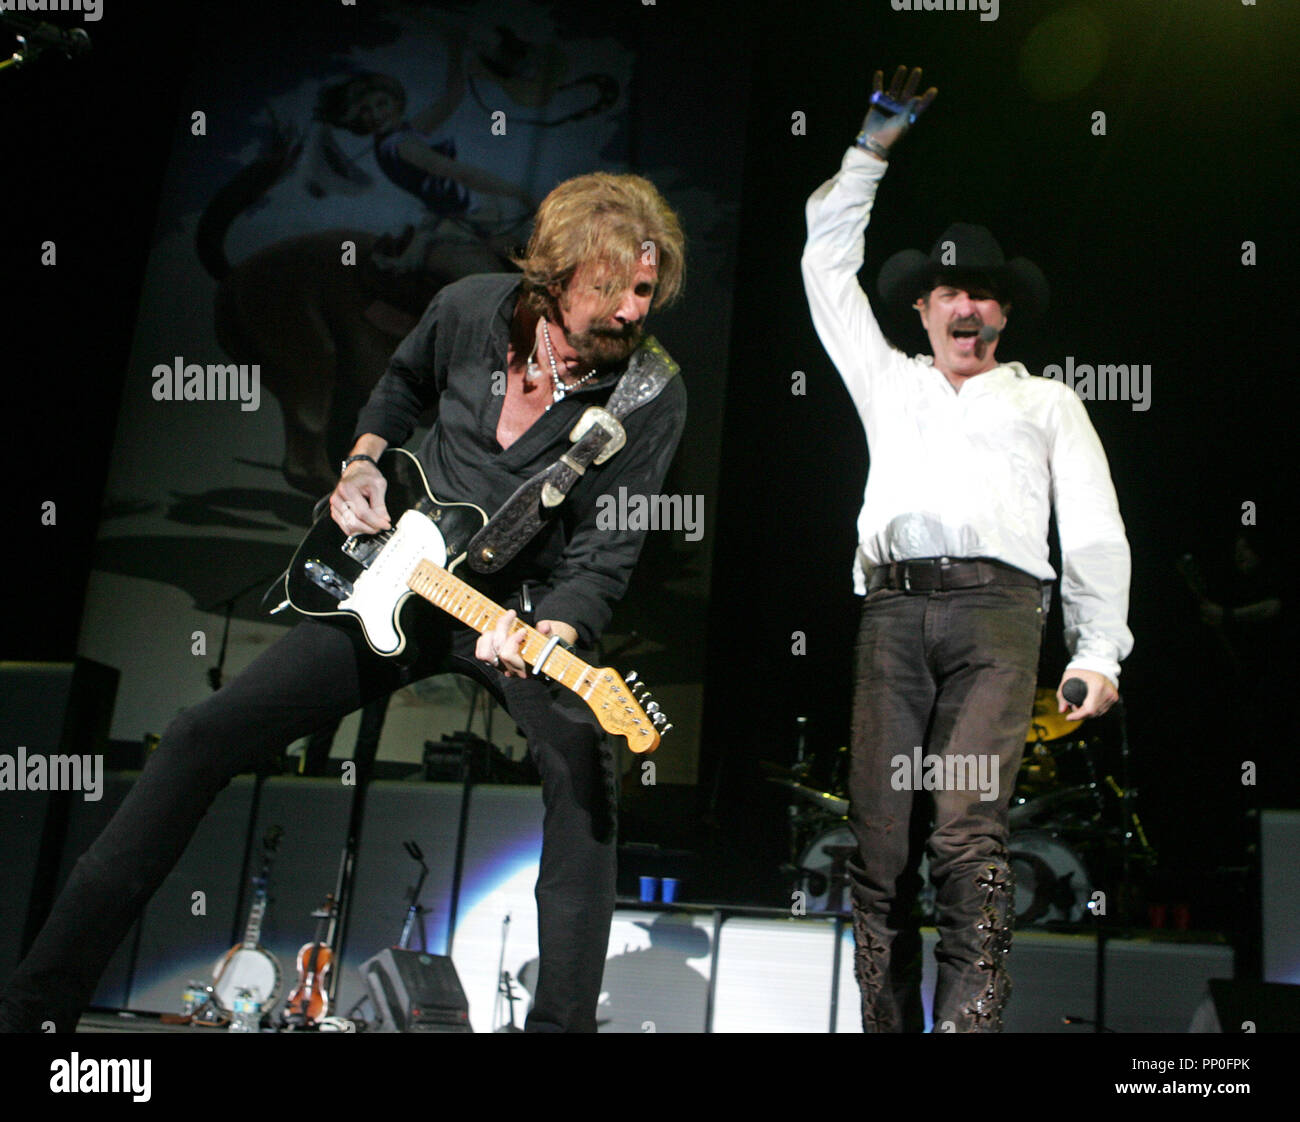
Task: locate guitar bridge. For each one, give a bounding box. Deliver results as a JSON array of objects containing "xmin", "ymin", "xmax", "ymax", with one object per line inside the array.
[
  {"xmin": 304, "ymin": 559, "xmax": 353, "ymax": 601},
  {"xmin": 341, "ymin": 530, "xmax": 392, "ymax": 568}
]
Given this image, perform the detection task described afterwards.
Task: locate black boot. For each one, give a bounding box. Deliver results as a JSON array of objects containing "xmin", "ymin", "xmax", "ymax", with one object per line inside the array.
[
  {"xmin": 851, "ymin": 899, "xmax": 924, "ymax": 1033},
  {"xmin": 931, "ymin": 860, "xmax": 1015, "ymax": 1032}
]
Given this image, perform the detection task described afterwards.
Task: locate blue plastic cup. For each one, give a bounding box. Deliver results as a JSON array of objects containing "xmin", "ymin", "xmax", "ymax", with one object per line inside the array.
[
  {"xmin": 661, "ymin": 877, "xmax": 679, "ymax": 903},
  {"xmin": 639, "ymin": 875, "xmax": 658, "ymax": 902}
]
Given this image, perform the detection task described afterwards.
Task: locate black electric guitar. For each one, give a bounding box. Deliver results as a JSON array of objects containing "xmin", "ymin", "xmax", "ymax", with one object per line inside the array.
[{"xmin": 281, "ymin": 448, "xmax": 668, "ymax": 753}]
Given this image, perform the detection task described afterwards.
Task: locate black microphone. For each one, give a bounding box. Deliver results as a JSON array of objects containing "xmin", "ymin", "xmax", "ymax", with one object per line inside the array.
[
  {"xmin": 978, "ymin": 323, "xmax": 1000, "ymax": 343},
  {"xmin": 1062, "ymin": 678, "xmax": 1088, "ymax": 708},
  {"xmin": 1, "ymin": 15, "xmax": 92, "ymax": 58}
]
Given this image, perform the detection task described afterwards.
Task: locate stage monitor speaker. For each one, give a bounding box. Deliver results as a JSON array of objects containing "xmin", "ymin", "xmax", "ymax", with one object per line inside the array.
[
  {"xmin": 1, "ymin": 658, "xmax": 118, "ymax": 976},
  {"xmin": 361, "ymin": 948, "xmax": 471, "ymax": 1033}
]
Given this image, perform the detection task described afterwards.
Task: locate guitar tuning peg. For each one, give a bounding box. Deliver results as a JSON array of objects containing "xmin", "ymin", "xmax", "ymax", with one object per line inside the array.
[
  {"xmin": 646, "ymin": 701, "xmax": 660, "ymax": 715},
  {"xmin": 631, "ymin": 682, "xmax": 647, "ymax": 697},
  {"xmin": 625, "ymin": 670, "xmax": 639, "ymax": 685},
  {"xmin": 659, "ymin": 722, "xmax": 673, "ymax": 736}
]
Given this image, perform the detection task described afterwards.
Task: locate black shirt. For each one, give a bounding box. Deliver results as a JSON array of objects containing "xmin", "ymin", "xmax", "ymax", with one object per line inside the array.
[{"xmin": 353, "ymin": 273, "xmax": 687, "ymax": 645}]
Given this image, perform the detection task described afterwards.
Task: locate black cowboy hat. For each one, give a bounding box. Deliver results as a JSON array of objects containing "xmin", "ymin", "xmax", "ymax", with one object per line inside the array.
[{"xmin": 878, "ymin": 223, "xmax": 1049, "ymax": 322}]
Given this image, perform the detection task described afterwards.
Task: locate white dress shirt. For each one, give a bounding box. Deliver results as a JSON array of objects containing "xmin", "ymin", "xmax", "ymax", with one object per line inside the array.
[{"xmin": 802, "ymin": 145, "xmax": 1133, "ymax": 683}]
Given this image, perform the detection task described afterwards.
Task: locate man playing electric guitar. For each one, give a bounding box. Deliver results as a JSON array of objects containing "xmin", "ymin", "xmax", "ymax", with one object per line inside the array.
[{"xmin": 0, "ymin": 172, "xmax": 686, "ymax": 1034}]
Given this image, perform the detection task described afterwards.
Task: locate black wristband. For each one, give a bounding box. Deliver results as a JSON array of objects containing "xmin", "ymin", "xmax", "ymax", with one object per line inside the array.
[
  {"xmin": 854, "ymin": 132, "xmax": 890, "ymax": 161},
  {"xmin": 341, "ymin": 453, "xmax": 378, "ymax": 475}
]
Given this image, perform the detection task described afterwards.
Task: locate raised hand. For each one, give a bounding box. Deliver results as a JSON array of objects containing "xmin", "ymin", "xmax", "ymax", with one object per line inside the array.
[{"xmin": 857, "ymin": 65, "xmax": 938, "ymax": 158}]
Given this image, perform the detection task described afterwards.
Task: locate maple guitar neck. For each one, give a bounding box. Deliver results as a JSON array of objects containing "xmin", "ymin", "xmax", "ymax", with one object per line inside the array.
[{"xmin": 406, "ymin": 559, "xmax": 660, "ymax": 754}]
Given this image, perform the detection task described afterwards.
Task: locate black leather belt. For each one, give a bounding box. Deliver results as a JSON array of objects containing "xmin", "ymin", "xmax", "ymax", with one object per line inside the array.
[{"xmin": 867, "ymin": 557, "xmax": 1042, "ymax": 593}]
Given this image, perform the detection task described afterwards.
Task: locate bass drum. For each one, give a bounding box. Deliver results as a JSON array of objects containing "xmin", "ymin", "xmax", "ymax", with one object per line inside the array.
[
  {"xmin": 803, "ymin": 826, "xmax": 1093, "ymax": 927},
  {"xmin": 797, "ymin": 825, "xmax": 858, "ymax": 913},
  {"xmin": 916, "ymin": 830, "xmax": 1092, "ymax": 927},
  {"xmin": 1008, "ymin": 829, "xmax": 1093, "ymax": 926}
]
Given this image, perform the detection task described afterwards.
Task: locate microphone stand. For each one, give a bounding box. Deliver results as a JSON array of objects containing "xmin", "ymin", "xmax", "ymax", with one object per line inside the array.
[
  {"xmin": 1063, "ymin": 692, "xmax": 1132, "ymax": 1034},
  {"xmin": 201, "ymin": 569, "xmax": 288, "ymax": 690},
  {"xmin": 398, "ymin": 841, "xmax": 430, "ymax": 953},
  {"xmin": 493, "ymin": 913, "xmax": 523, "ymax": 1032}
]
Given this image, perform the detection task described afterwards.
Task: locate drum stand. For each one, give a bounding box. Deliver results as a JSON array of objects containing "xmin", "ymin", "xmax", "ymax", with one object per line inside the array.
[{"xmin": 1063, "ymin": 696, "xmax": 1146, "ymax": 1033}]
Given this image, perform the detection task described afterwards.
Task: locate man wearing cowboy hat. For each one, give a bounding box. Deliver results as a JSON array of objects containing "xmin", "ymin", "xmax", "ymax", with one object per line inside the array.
[{"xmin": 801, "ymin": 67, "xmax": 1132, "ymax": 1032}]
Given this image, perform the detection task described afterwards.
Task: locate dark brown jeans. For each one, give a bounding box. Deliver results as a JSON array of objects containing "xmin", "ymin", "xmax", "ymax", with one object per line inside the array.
[{"xmin": 847, "ymin": 581, "xmax": 1045, "ymax": 1032}]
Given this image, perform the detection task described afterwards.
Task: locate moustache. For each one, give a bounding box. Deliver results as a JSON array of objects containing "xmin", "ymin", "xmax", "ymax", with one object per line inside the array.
[{"xmin": 587, "ymin": 324, "xmax": 641, "ymax": 341}]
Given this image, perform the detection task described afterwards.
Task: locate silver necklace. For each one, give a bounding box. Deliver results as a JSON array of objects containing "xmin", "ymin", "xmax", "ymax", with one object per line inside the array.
[
  {"xmin": 542, "ymin": 321, "xmax": 597, "ymax": 409},
  {"xmin": 525, "ymin": 335, "xmax": 543, "ymax": 382}
]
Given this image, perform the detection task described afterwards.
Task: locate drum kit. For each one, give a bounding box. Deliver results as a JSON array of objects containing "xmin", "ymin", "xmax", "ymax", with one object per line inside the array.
[{"xmin": 772, "ymin": 690, "xmax": 1156, "ymax": 929}]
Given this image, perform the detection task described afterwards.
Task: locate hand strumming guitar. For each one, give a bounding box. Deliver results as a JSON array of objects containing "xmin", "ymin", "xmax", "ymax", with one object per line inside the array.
[{"xmin": 331, "ymin": 437, "xmax": 392, "ymax": 535}]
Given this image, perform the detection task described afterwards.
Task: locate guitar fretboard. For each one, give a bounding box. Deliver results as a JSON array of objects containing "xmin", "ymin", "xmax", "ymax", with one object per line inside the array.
[{"xmin": 406, "ymin": 560, "xmax": 603, "ymax": 697}]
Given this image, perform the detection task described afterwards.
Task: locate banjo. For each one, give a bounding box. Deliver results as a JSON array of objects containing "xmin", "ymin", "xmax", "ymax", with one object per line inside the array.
[{"xmin": 212, "ymin": 826, "xmax": 284, "ymax": 1014}]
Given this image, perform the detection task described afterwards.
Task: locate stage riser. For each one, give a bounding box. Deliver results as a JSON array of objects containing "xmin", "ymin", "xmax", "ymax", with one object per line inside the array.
[
  {"xmin": 20, "ymin": 774, "xmax": 1243, "ymax": 1032},
  {"xmin": 1262, "ymin": 810, "xmax": 1300, "ymax": 986}
]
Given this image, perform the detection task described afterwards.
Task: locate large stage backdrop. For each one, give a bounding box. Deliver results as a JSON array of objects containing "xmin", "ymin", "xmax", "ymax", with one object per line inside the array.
[{"xmin": 77, "ymin": 0, "xmax": 744, "ymax": 783}]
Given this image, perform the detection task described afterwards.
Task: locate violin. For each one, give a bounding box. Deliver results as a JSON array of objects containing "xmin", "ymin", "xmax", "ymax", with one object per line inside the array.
[{"xmin": 282, "ymin": 894, "xmax": 336, "ymax": 1028}]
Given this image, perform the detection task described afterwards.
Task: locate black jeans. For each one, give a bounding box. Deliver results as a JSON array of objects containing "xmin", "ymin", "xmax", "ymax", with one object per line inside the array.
[
  {"xmin": 1, "ymin": 609, "xmax": 617, "ymax": 1033},
  {"xmin": 847, "ymin": 582, "xmax": 1044, "ymax": 1032}
]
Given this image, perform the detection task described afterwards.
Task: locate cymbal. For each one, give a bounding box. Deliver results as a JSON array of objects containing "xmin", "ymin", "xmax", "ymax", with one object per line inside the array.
[
  {"xmin": 1026, "ymin": 687, "xmax": 1084, "ymax": 743},
  {"xmin": 760, "ymin": 765, "xmax": 850, "ymax": 817},
  {"xmin": 778, "ymin": 780, "xmax": 849, "ymax": 817}
]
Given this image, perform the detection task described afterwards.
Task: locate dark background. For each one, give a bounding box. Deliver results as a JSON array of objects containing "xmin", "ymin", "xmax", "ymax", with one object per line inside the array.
[{"xmin": 5, "ymin": 0, "xmax": 1297, "ymax": 940}]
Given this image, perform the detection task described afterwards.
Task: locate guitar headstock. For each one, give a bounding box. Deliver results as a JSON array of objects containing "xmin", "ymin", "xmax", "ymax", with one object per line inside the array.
[{"xmin": 590, "ymin": 669, "xmax": 671, "ymax": 754}]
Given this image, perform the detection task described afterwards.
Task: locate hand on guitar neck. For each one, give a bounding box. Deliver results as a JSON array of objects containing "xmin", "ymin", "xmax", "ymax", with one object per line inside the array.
[{"xmin": 477, "ymin": 609, "xmax": 577, "ymax": 678}]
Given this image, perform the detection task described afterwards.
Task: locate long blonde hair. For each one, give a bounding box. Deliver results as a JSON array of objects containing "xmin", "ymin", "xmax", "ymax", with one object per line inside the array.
[{"xmin": 515, "ymin": 173, "xmax": 685, "ymax": 319}]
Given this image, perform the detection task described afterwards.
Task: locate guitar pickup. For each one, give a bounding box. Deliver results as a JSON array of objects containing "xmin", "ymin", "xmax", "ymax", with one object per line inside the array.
[
  {"xmin": 341, "ymin": 530, "xmax": 391, "ymax": 568},
  {"xmin": 304, "ymin": 559, "xmax": 353, "ymax": 600}
]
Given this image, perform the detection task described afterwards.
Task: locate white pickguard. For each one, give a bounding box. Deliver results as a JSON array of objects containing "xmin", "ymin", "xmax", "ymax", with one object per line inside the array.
[
  {"xmin": 340, "ymin": 510, "xmax": 448, "ymax": 655},
  {"xmin": 213, "ymin": 946, "xmax": 282, "ymax": 1010}
]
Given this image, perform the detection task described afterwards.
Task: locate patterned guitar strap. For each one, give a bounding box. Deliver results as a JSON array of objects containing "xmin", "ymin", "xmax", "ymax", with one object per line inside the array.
[{"xmin": 465, "ymin": 334, "xmax": 679, "ymax": 574}]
